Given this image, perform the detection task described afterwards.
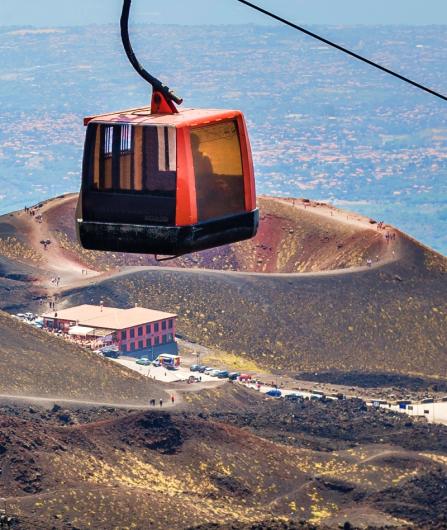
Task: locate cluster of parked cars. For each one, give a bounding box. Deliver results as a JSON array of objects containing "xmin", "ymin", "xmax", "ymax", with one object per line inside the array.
[
  {"xmin": 135, "ymin": 357, "xmax": 164, "ymax": 367},
  {"xmin": 14, "ymin": 313, "xmax": 44, "ymax": 329},
  {"xmin": 190, "ymin": 365, "xmax": 240, "ymax": 380}
]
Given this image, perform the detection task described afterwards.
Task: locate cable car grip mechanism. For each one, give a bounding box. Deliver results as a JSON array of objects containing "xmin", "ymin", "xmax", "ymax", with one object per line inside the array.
[{"xmin": 121, "ymin": 0, "xmax": 182, "ymax": 114}]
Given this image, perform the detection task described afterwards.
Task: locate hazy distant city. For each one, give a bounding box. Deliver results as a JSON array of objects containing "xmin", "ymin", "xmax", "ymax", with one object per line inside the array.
[{"xmin": 0, "ymin": 24, "xmax": 446, "ymax": 253}]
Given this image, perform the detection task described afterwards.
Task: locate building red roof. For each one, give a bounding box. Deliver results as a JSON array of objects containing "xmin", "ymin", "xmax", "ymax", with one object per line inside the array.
[{"xmin": 42, "ymin": 304, "xmax": 177, "ymax": 331}]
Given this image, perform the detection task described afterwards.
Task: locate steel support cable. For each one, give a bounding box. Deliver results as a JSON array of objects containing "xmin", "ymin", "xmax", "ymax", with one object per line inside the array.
[
  {"xmin": 236, "ymin": 0, "xmax": 447, "ymax": 102},
  {"xmin": 121, "ymin": 0, "xmax": 183, "ymax": 104}
]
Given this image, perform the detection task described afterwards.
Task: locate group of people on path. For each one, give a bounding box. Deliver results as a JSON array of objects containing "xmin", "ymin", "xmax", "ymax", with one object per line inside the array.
[
  {"xmin": 24, "ymin": 205, "xmax": 43, "ymax": 223},
  {"xmin": 148, "ymin": 395, "xmax": 176, "ymax": 408}
]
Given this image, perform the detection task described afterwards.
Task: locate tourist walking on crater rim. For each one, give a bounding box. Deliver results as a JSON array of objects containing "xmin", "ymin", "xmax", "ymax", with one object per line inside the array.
[
  {"xmin": 171, "ymin": 395, "xmax": 175, "ymax": 404},
  {"xmin": 159, "ymin": 398, "xmax": 163, "ymax": 407}
]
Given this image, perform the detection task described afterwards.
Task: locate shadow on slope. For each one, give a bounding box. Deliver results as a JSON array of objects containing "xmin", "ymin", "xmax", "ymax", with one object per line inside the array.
[{"xmin": 0, "ymin": 311, "xmax": 167, "ymax": 404}]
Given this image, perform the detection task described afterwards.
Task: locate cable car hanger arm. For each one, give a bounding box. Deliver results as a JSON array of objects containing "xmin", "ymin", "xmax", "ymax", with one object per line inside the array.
[
  {"xmin": 121, "ymin": 0, "xmax": 183, "ymax": 111},
  {"xmin": 236, "ymin": 0, "xmax": 447, "ymax": 103}
]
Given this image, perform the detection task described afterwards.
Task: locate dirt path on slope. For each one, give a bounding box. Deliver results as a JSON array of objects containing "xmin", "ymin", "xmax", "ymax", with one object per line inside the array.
[
  {"xmin": 272, "ymin": 197, "xmax": 379, "ymax": 232},
  {"xmin": 272, "ymin": 196, "xmax": 401, "ymax": 265},
  {"xmin": 0, "ymin": 379, "xmax": 224, "ymax": 411},
  {"xmin": 18, "ymin": 197, "xmax": 102, "ymax": 290},
  {"xmin": 85, "ymin": 234, "xmax": 403, "ymax": 285}
]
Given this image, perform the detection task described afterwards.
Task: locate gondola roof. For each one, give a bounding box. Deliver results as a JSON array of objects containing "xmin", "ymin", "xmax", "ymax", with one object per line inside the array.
[{"xmin": 85, "ymin": 107, "xmax": 242, "ymax": 128}]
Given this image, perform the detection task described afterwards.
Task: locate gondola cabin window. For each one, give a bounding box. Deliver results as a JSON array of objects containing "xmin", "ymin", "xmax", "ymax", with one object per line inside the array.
[
  {"xmin": 87, "ymin": 123, "xmax": 176, "ymax": 196},
  {"xmin": 191, "ymin": 120, "xmax": 245, "ymax": 222}
]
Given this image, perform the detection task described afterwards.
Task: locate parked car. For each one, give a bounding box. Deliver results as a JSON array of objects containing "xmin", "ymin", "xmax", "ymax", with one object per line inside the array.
[
  {"xmin": 209, "ymin": 369, "xmax": 221, "ymax": 377},
  {"xmin": 136, "ymin": 357, "xmax": 151, "ymax": 366},
  {"xmin": 266, "ymin": 389, "xmax": 282, "ymax": 398},
  {"xmin": 285, "ymin": 393, "xmax": 302, "ymax": 402},
  {"xmin": 151, "ymin": 360, "xmax": 161, "ymax": 367},
  {"xmin": 228, "ymin": 372, "xmax": 240, "ymax": 381},
  {"xmin": 197, "ymin": 365, "xmax": 208, "ymax": 373},
  {"xmin": 190, "ymin": 364, "xmax": 201, "ymax": 372},
  {"xmin": 217, "ymin": 370, "xmax": 229, "ymax": 379},
  {"xmin": 239, "ymin": 374, "xmax": 252, "ymax": 382},
  {"xmin": 102, "ymin": 350, "xmax": 119, "ymax": 359},
  {"xmin": 204, "ymin": 367, "xmax": 215, "ymax": 375}
]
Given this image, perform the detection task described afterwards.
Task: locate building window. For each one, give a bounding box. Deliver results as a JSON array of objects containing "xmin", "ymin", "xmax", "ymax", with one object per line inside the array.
[
  {"xmin": 166, "ymin": 333, "xmax": 173, "ymax": 343},
  {"xmin": 162, "ymin": 335, "xmax": 167, "ymax": 344},
  {"xmin": 121, "ymin": 330, "xmax": 126, "ymax": 340},
  {"xmin": 155, "ymin": 337, "xmax": 159, "ymax": 346},
  {"xmin": 146, "ymin": 324, "xmax": 151, "ymax": 334},
  {"xmin": 168, "ymin": 319, "xmax": 174, "ymax": 329},
  {"xmin": 154, "ymin": 322, "xmax": 159, "ymax": 333},
  {"xmin": 138, "ymin": 340, "xmax": 144, "ymax": 350},
  {"xmin": 162, "ymin": 320, "xmax": 167, "ymax": 331},
  {"xmin": 138, "ymin": 326, "xmax": 143, "ymax": 337},
  {"xmin": 130, "ymin": 342, "xmax": 135, "ymax": 351},
  {"xmin": 130, "ymin": 328, "xmax": 135, "ymax": 338}
]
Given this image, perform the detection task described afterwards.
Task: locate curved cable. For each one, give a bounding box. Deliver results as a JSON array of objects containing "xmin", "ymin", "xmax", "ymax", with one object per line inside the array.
[
  {"xmin": 236, "ymin": 0, "xmax": 447, "ymax": 103},
  {"xmin": 121, "ymin": 0, "xmax": 183, "ymax": 105}
]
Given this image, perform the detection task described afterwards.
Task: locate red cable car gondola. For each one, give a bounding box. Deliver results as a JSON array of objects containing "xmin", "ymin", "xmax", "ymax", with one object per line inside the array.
[{"xmin": 76, "ymin": 0, "xmax": 258, "ymax": 256}]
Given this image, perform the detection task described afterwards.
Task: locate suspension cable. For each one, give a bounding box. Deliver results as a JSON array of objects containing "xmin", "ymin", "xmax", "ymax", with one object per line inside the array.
[
  {"xmin": 236, "ymin": 0, "xmax": 447, "ymax": 103},
  {"xmin": 120, "ymin": 0, "xmax": 183, "ymax": 104}
]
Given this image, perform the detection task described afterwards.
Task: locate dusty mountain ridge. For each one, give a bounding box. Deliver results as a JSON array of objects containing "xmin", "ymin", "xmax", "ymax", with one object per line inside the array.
[
  {"xmin": 0, "ymin": 193, "xmax": 445, "ymax": 377},
  {"xmin": 0, "ymin": 193, "xmax": 394, "ymax": 277},
  {"xmin": 1, "ymin": 385, "xmax": 447, "ymax": 529},
  {"xmin": 0, "ymin": 196, "xmax": 446, "ymax": 528}
]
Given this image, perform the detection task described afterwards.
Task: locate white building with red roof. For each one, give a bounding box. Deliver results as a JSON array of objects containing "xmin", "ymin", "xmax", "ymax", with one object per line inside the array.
[{"xmin": 42, "ymin": 304, "xmax": 177, "ymax": 357}]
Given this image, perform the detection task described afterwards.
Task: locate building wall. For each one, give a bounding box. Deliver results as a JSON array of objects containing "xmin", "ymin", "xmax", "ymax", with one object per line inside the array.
[
  {"xmin": 43, "ymin": 317, "xmax": 75, "ymax": 332},
  {"xmin": 125, "ymin": 341, "xmax": 179, "ymax": 360},
  {"xmin": 118, "ymin": 317, "xmax": 176, "ymax": 354}
]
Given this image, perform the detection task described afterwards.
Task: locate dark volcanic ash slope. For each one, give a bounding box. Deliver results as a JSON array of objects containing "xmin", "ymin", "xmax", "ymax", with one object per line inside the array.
[
  {"xmin": 1, "ymin": 386, "xmax": 447, "ymax": 530},
  {"xmin": 64, "ymin": 232, "xmax": 447, "ymax": 378},
  {"xmin": 0, "ymin": 311, "xmax": 167, "ymax": 404}
]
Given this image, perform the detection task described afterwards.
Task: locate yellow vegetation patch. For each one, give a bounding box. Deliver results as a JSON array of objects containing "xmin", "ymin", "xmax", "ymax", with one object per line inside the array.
[
  {"xmin": 0, "ymin": 236, "xmax": 41, "ymax": 263},
  {"xmin": 202, "ymin": 350, "xmax": 269, "ymax": 373},
  {"xmin": 422, "ymin": 453, "xmax": 447, "ymax": 466}
]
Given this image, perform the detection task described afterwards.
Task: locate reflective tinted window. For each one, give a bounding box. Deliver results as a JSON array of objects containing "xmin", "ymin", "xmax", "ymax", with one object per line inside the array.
[
  {"xmin": 191, "ymin": 120, "xmax": 245, "ymax": 222},
  {"xmin": 87, "ymin": 123, "xmax": 176, "ymax": 196}
]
